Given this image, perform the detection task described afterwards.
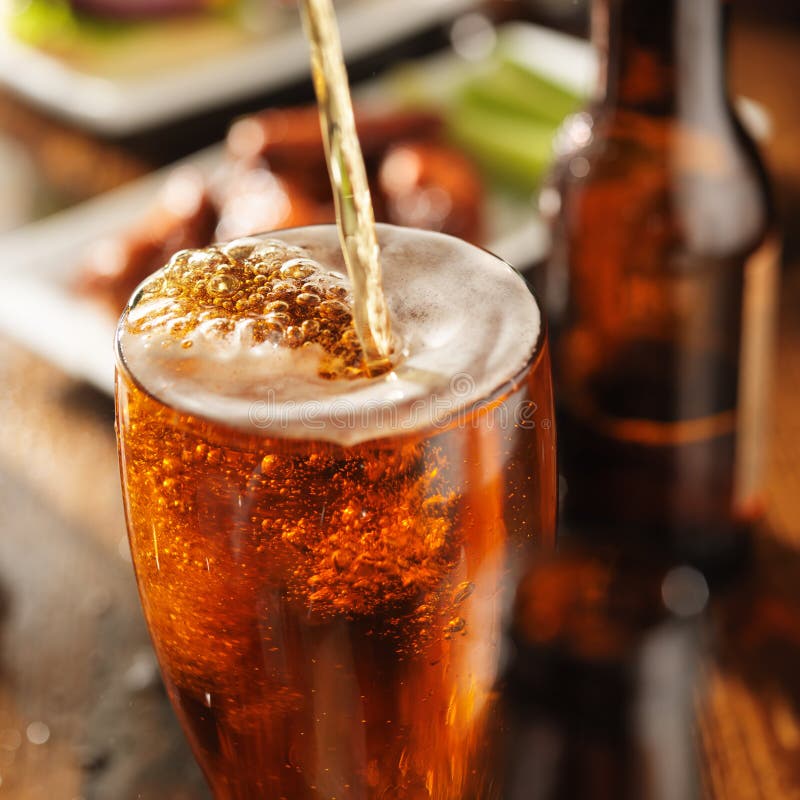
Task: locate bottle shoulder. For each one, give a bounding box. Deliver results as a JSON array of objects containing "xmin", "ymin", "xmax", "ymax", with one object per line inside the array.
[{"xmin": 544, "ymin": 107, "xmax": 774, "ymax": 259}]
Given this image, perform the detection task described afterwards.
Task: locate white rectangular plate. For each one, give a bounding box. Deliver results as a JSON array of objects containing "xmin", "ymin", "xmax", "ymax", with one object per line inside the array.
[{"xmin": 0, "ymin": 0, "xmax": 477, "ymax": 135}]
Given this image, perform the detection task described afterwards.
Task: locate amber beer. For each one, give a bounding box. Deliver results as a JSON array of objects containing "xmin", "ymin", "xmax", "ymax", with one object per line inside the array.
[
  {"xmin": 116, "ymin": 225, "xmax": 556, "ymax": 799},
  {"xmin": 539, "ymin": 0, "xmax": 777, "ymax": 565},
  {"xmin": 499, "ymin": 544, "xmax": 706, "ymax": 800}
]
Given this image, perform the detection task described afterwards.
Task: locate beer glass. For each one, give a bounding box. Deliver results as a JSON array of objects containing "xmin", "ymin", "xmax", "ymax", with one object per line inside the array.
[{"xmin": 116, "ymin": 224, "xmax": 556, "ymax": 799}]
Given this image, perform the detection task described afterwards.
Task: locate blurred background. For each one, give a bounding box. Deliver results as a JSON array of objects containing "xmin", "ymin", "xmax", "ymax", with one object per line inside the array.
[{"xmin": 0, "ymin": 0, "xmax": 798, "ymax": 797}]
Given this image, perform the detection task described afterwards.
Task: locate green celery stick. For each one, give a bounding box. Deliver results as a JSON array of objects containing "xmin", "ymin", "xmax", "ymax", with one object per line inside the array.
[
  {"xmin": 459, "ymin": 57, "xmax": 581, "ymax": 126},
  {"xmin": 449, "ymin": 99, "xmax": 558, "ymax": 193}
]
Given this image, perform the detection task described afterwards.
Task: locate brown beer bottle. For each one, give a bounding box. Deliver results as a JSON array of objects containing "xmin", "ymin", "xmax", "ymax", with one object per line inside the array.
[
  {"xmin": 538, "ymin": 0, "xmax": 779, "ymax": 567},
  {"xmin": 499, "ymin": 543, "xmax": 707, "ymax": 800}
]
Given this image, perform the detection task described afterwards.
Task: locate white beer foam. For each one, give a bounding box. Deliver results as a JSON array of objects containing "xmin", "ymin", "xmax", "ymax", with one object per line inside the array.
[{"xmin": 118, "ymin": 224, "xmax": 541, "ymax": 444}]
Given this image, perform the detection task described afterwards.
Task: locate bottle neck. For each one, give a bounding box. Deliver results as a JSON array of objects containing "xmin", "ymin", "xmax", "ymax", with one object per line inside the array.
[{"xmin": 593, "ymin": 0, "xmax": 731, "ymax": 115}]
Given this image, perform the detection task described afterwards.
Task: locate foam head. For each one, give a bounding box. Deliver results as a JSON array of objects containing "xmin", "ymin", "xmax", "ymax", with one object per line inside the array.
[
  {"xmin": 124, "ymin": 236, "xmax": 370, "ymax": 379},
  {"xmin": 117, "ymin": 224, "xmax": 541, "ymax": 444}
]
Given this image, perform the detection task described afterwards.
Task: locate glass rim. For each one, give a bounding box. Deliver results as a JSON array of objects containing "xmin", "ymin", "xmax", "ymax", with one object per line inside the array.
[{"xmin": 114, "ymin": 224, "xmax": 549, "ymax": 444}]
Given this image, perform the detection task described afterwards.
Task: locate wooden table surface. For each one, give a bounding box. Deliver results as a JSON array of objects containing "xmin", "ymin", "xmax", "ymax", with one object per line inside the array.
[{"xmin": 0, "ymin": 10, "xmax": 798, "ymax": 800}]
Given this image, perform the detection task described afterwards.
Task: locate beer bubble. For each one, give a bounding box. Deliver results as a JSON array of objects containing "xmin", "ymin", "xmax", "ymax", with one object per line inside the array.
[
  {"xmin": 161, "ymin": 457, "xmax": 179, "ymax": 473},
  {"xmin": 271, "ymin": 280, "xmax": 296, "ymax": 296},
  {"xmin": 340, "ymin": 329, "xmax": 360, "ymax": 346},
  {"xmin": 206, "ymin": 448, "xmax": 222, "ymax": 465},
  {"xmin": 319, "ymin": 300, "xmax": 349, "ymax": 319},
  {"xmin": 296, "ymin": 292, "xmax": 321, "ymax": 307},
  {"xmin": 285, "ymin": 326, "xmax": 305, "ymax": 347},
  {"xmin": 208, "ymin": 273, "xmax": 240, "ymax": 296},
  {"xmin": 220, "ymin": 238, "xmax": 260, "ymax": 260},
  {"xmin": 340, "ymin": 503, "xmax": 361, "ymax": 522},
  {"xmin": 301, "ymin": 319, "xmax": 320, "ymax": 337},
  {"xmin": 310, "ymin": 587, "xmax": 333, "ymax": 604},
  {"xmin": 254, "ymin": 321, "xmax": 281, "ymax": 343},
  {"xmin": 187, "ymin": 249, "xmax": 220, "ymax": 270},
  {"xmin": 250, "ymin": 240, "xmax": 283, "ymax": 256},
  {"xmin": 267, "ymin": 312, "xmax": 290, "ymax": 327},
  {"xmin": 166, "ymin": 250, "xmax": 192, "ymax": 272},
  {"xmin": 256, "ymin": 241, "xmax": 304, "ymax": 259},
  {"xmin": 331, "ymin": 550, "xmax": 352, "ymax": 571},
  {"xmin": 282, "ymin": 529, "xmax": 300, "ymax": 547},
  {"xmin": 452, "ymin": 581, "xmax": 475, "ymax": 606},
  {"xmin": 443, "ymin": 617, "xmax": 466, "ymax": 638},
  {"xmin": 280, "ymin": 259, "xmax": 317, "ymax": 279}
]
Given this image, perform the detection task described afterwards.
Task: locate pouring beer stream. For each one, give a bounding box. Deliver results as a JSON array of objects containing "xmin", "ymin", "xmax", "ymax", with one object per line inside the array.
[{"xmin": 299, "ymin": 0, "xmax": 394, "ymax": 375}]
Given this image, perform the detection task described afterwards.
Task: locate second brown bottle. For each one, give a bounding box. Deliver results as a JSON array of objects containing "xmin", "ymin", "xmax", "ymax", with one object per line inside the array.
[{"xmin": 537, "ymin": 0, "xmax": 778, "ymax": 570}]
